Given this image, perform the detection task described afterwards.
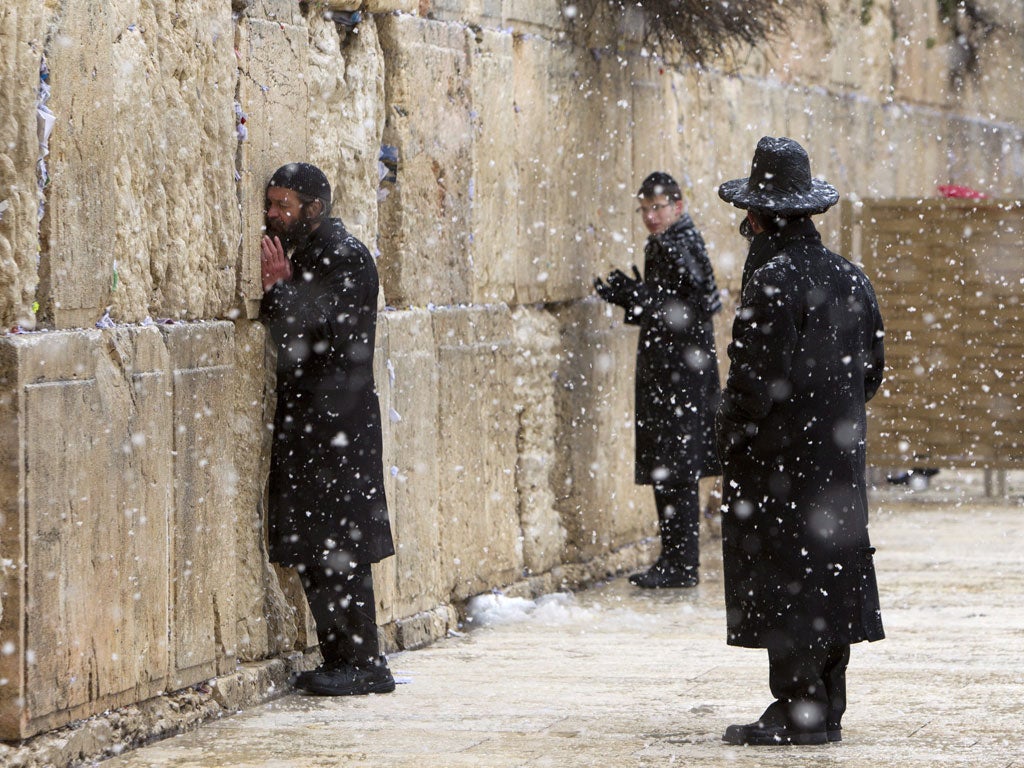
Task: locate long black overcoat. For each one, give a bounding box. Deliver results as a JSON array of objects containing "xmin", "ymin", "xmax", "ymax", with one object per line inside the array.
[
  {"xmin": 716, "ymin": 218, "xmax": 885, "ymax": 649},
  {"xmin": 626, "ymin": 214, "xmax": 722, "ymax": 486},
  {"xmin": 260, "ymin": 218, "xmax": 394, "ymax": 569}
]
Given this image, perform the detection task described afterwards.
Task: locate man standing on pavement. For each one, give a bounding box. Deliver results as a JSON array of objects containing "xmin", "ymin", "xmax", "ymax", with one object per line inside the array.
[
  {"xmin": 715, "ymin": 137, "xmax": 886, "ymax": 744},
  {"xmin": 594, "ymin": 172, "xmax": 722, "ymax": 589},
  {"xmin": 260, "ymin": 162, "xmax": 395, "ymax": 696}
]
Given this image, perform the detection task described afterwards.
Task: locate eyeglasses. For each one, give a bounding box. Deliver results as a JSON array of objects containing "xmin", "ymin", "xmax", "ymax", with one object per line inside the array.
[{"xmin": 636, "ymin": 202, "xmax": 673, "ymax": 215}]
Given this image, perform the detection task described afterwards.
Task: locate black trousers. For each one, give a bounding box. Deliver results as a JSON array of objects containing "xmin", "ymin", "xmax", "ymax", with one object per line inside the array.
[
  {"xmin": 652, "ymin": 481, "xmax": 701, "ymax": 572},
  {"xmin": 764, "ymin": 643, "xmax": 851, "ymax": 731},
  {"xmin": 300, "ymin": 562, "xmax": 381, "ymax": 668}
]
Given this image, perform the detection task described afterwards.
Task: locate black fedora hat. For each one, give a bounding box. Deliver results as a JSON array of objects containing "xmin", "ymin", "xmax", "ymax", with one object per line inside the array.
[{"xmin": 718, "ymin": 136, "xmax": 838, "ymax": 216}]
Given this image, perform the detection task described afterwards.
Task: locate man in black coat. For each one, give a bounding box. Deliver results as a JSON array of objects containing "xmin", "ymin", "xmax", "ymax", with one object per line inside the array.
[
  {"xmin": 260, "ymin": 162, "xmax": 395, "ymax": 697},
  {"xmin": 716, "ymin": 137, "xmax": 886, "ymax": 744},
  {"xmin": 595, "ymin": 172, "xmax": 722, "ymax": 589}
]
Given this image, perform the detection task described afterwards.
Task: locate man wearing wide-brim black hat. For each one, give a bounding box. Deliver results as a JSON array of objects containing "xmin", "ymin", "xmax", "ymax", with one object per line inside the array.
[{"xmin": 715, "ymin": 137, "xmax": 886, "ymax": 746}]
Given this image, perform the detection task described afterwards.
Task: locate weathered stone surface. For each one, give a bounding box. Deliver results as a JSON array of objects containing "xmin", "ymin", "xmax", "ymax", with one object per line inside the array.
[
  {"xmin": 512, "ymin": 307, "xmax": 566, "ymax": 575},
  {"xmin": 236, "ymin": 6, "xmax": 311, "ymax": 316},
  {"xmin": 0, "ymin": 328, "xmax": 173, "ymax": 738},
  {"xmin": 41, "ymin": 2, "xmax": 238, "ymax": 329},
  {"xmin": 305, "ymin": 13, "xmax": 385, "ymax": 249},
  {"xmin": 552, "ymin": 301, "xmax": 653, "ymax": 562},
  {"xmin": 227, "ymin": 320, "xmax": 303, "ymax": 663},
  {"xmin": 0, "ymin": 323, "xmax": 243, "ymax": 740},
  {"xmin": 163, "ymin": 323, "xmax": 238, "ymax": 687},
  {"xmin": 0, "ymin": 653, "xmax": 307, "ymax": 768},
  {"xmin": 511, "ymin": 35, "xmax": 597, "ymax": 304},
  {"xmin": 374, "ymin": 309, "xmax": 442, "ymax": 623},
  {"xmin": 377, "ymin": 15, "xmax": 474, "ymax": 307},
  {"xmin": 433, "ymin": 306, "xmax": 520, "ymax": 599},
  {"xmin": 0, "ymin": 6, "xmax": 45, "ymax": 331},
  {"xmin": 466, "ymin": 27, "xmax": 518, "ymax": 305},
  {"xmin": 891, "ymin": 0, "xmax": 954, "ymax": 107}
]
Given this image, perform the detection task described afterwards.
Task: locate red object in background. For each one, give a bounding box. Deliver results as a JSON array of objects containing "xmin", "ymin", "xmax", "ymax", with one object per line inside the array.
[{"xmin": 937, "ymin": 184, "xmax": 988, "ymax": 199}]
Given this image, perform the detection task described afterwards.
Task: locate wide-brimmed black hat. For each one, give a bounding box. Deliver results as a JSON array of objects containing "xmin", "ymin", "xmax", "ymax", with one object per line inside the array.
[{"xmin": 718, "ymin": 136, "xmax": 838, "ymax": 216}]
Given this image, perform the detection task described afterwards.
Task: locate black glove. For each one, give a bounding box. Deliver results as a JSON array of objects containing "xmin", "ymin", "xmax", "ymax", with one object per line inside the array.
[
  {"xmin": 593, "ymin": 275, "xmax": 627, "ymax": 307},
  {"xmin": 595, "ymin": 265, "xmax": 645, "ymax": 309}
]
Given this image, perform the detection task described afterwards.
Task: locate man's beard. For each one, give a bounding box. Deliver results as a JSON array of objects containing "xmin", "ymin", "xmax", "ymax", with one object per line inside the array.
[{"xmin": 266, "ymin": 216, "xmax": 313, "ymax": 251}]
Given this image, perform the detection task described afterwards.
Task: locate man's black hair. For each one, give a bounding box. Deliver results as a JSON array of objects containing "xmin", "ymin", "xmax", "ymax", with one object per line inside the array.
[
  {"xmin": 637, "ymin": 171, "xmax": 682, "ymax": 201},
  {"xmin": 749, "ymin": 209, "xmax": 807, "ymax": 233},
  {"xmin": 268, "ymin": 162, "xmax": 332, "ymax": 217}
]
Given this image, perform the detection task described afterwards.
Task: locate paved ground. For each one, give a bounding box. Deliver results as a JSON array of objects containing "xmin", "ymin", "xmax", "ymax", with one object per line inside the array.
[{"xmin": 102, "ymin": 473, "xmax": 1024, "ymax": 768}]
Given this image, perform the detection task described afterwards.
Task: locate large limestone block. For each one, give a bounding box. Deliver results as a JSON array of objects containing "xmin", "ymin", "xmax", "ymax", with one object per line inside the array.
[
  {"xmin": 466, "ymin": 27, "xmax": 517, "ymax": 304},
  {"xmin": 432, "ymin": 306, "xmax": 521, "ymax": 599},
  {"xmin": 377, "ymin": 15, "xmax": 474, "ymax": 308},
  {"xmin": 891, "ymin": 0, "xmax": 952, "ymax": 106},
  {"xmin": 824, "ymin": 0, "xmax": 894, "ymax": 93},
  {"xmin": 228, "ymin": 320, "xmax": 301, "ymax": 662},
  {"xmin": 959, "ymin": 23, "xmax": 1024, "ymax": 125},
  {"xmin": 305, "ymin": 13, "xmax": 385, "ymax": 249},
  {"xmin": 511, "ymin": 307, "xmax": 566, "ymax": 575},
  {"xmin": 426, "ymin": 0, "xmax": 505, "ymax": 26},
  {"xmin": 42, "ymin": 2, "xmax": 238, "ymax": 328},
  {"xmin": 324, "ymin": 0, "xmax": 417, "ymax": 11},
  {"xmin": 0, "ymin": 323, "xmax": 239, "ymax": 739},
  {"xmin": 0, "ymin": 328, "xmax": 173, "ymax": 740},
  {"xmin": 552, "ymin": 301, "xmax": 653, "ymax": 563},
  {"xmin": 237, "ymin": 4, "xmax": 311, "ymax": 314},
  {"xmin": 509, "ymin": 33, "xmax": 550, "ymax": 304},
  {"xmin": 882, "ymin": 106, "xmax": 947, "ymax": 197},
  {"xmin": 573, "ymin": 50, "xmax": 635, "ymax": 290},
  {"xmin": 628, "ymin": 57, "xmax": 684, "ymax": 187},
  {"xmin": 511, "ymin": 35, "xmax": 596, "ymax": 304},
  {"xmin": 162, "ymin": 322, "xmax": 239, "ymax": 688},
  {"xmin": 39, "ymin": 4, "xmax": 117, "ymax": 329},
  {"xmin": 504, "ymin": 0, "xmax": 569, "ymax": 35},
  {"xmin": 0, "ymin": 5, "xmax": 45, "ymax": 330},
  {"xmin": 374, "ymin": 309, "xmax": 443, "ymax": 623}
]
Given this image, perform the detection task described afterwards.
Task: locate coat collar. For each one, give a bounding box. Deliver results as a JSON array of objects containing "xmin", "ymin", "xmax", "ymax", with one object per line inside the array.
[
  {"xmin": 740, "ymin": 217, "xmax": 821, "ymax": 290},
  {"xmin": 291, "ymin": 217, "xmax": 345, "ymax": 270},
  {"xmin": 651, "ymin": 212, "xmax": 695, "ymax": 246}
]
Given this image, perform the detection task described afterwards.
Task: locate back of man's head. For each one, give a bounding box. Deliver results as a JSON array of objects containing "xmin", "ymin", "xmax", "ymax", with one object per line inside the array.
[
  {"xmin": 637, "ymin": 171, "xmax": 682, "ymax": 201},
  {"xmin": 268, "ymin": 162, "xmax": 332, "ymax": 216}
]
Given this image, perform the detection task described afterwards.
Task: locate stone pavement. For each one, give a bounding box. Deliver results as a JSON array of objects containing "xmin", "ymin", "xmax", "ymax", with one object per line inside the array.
[{"xmin": 101, "ymin": 476, "xmax": 1024, "ymax": 768}]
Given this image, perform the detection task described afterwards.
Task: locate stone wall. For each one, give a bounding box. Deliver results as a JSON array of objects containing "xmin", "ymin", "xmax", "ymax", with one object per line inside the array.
[{"xmin": 0, "ymin": 0, "xmax": 1022, "ymax": 752}]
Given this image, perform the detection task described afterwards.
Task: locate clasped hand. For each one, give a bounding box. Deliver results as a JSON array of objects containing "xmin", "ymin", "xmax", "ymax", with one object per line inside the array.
[
  {"xmin": 594, "ymin": 265, "xmax": 643, "ymax": 308},
  {"xmin": 261, "ymin": 235, "xmax": 293, "ymax": 292}
]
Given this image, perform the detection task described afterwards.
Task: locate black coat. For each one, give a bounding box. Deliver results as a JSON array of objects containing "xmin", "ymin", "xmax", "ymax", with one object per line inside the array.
[
  {"xmin": 260, "ymin": 218, "xmax": 394, "ymax": 568},
  {"xmin": 716, "ymin": 218, "xmax": 885, "ymax": 649},
  {"xmin": 626, "ymin": 214, "xmax": 722, "ymax": 486}
]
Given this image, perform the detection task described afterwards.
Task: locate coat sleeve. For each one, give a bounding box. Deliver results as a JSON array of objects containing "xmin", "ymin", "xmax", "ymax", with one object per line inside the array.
[
  {"xmin": 717, "ymin": 259, "xmax": 800, "ymax": 451},
  {"xmin": 260, "ymin": 243, "xmax": 374, "ymax": 375},
  {"xmin": 863, "ymin": 279, "xmax": 886, "ymax": 403}
]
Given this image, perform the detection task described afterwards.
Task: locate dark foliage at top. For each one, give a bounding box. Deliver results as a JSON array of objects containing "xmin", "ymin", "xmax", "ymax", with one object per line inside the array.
[{"xmin": 569, "ymin": 0, "xmax": 818, "ymax": 67}]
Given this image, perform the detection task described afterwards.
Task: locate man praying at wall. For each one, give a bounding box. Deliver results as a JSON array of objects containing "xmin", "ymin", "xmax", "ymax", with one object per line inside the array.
[{"xmin": 260, "ymin": 162, "xmax": 395, "ymax": 697}]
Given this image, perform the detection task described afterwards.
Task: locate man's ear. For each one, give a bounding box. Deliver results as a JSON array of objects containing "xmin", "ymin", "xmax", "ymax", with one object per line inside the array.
[{"xmin": 305, "ymin": 198, "xmax": 325, "ymax": 220}]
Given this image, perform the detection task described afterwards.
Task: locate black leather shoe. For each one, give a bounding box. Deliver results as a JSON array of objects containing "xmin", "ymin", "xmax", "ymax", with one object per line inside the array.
[
  {"xmin": 295, "ymin": 660, "xmax": 396, "ymax": 696},
  {"xmin": 629, "ymin": 565, "xmax": 698, "ymax": 589},
  {"xmin": 722, "ymin": 720, "xmax": 828, "ymax": 746}
]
